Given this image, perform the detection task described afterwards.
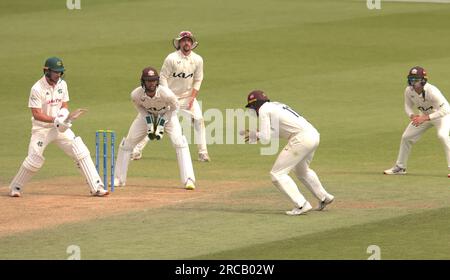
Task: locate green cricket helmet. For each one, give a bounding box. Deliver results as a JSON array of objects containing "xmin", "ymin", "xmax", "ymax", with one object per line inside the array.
[{"xmin": 44, "ymin": 57, "xmax": 65, "ymax": 73}]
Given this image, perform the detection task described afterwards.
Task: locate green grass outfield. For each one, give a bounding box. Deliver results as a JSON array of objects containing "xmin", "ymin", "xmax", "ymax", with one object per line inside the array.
[{"xmin": 1, "ymin": 0, "xmax": 450, "ymax": 259}]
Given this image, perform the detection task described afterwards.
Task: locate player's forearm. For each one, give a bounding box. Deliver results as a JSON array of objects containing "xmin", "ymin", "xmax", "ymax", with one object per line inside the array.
[
  {"xmin": 191, "ymin": 88, "xmax": 199, "ymax": 99},
  {"xmin": 31, "ymin": 108, "xmax": 54, "ymax": 123},
  {"xmin": 429, "ymin": 102, "xmax": 450, "ymax": 120},
  {"xmin": 404, "ymin": 102, "xmax": 415, "ymax": 117},
  {"xmin": 192, "ymin": 81, "xmax": 202, "ymax": 92}
]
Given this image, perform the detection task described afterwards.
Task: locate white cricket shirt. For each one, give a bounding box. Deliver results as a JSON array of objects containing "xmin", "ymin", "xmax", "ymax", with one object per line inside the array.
[
  {"xmin": 28, "ymin": 76, "xmax": 69, "ymax": 128},
  {"xmin": 257, "ymin": 102, "xmax": 318, "ymax": 142},
  {"xmin": 159, "ymin": 50, "xmax": 203, "ymax": 99},
  {"xmin": 404, "ymin": 83, "xmax": 450, "ymax": 120},
  {"xmin": 130, "ymin": 85, "xmax": 179, "ymax": 119}
]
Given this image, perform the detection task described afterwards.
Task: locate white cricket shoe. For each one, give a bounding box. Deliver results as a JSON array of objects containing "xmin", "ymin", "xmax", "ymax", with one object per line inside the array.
[
  {"xmin": 112, "ymin": 178, "xmax": 125, "ymax": 187},
  {"xmin": 198, "ymin": 153, "xmax": 210, "ymax": 162},
  {"xmin": 286, "ymin": 201, "xmax": 313, "ymax": 216},
  {"xmin": 9, "ymin": 188, "xmax": 21, "ymax": 198},
  {"xmin": 130, "ymin": 150, "xmax": 143, "ymax": 161},
  {"xmin": 317, "ymin": 194, "xmax": 334, "ymax": 211},
  {"xmin": 384, "ymin": 165, "xmax": 406, "ymax": 175},
  {"xmin": 185, "ymin": 178, "xmax": 196, "ymax": 190},
  {"xmin": 91, "ymin": 186, "xmax": 109, "ymax": 197}
]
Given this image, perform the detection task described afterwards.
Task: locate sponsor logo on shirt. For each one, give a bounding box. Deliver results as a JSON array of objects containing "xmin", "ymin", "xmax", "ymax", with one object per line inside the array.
[
  {"xmin": 47, "ymin": 98, "xmax": 62, "ymax": 105},
  {"xmin": 172, "ymin": 72, "xmax": 194, "ymax": 79},
  {"xmin": 418, "ymin": 106, "xmax": 433, "ymax": 112},
  {"xmin": 146, "ymin": 106, "xmax": 166, "ymax": 113}
]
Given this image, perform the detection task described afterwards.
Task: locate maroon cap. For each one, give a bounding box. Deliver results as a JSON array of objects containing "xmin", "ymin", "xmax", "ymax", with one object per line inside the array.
[
  {"xmin": 246, "ymin": 90, "xmax": 269, "ymax": 108},
  {"xmin": 141, "ymin": 67, "xmax": 159, "ymax": 81},
  {"xmin": 408, "ymin": 66, "xmax": 427, "ymax": 79}
]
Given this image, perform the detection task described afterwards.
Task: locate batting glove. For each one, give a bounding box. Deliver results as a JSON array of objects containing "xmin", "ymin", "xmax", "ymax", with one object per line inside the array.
[{"xmin": 54, "ymin": 117, "xmax": 72, "ymax": 133}]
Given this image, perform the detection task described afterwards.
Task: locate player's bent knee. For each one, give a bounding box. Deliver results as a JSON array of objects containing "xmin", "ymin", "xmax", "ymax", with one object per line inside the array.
[
  {"xmin": 172, "ymin": 135, "xmax": 188, "ymax": 149},
  {"xmin": 294, "ymin": 169, "xmax": 308, "ymax": 178},
  {"xmin": 23, "ymin": 153, "xmax": 45, "ymax": 172},
  {"xmin": 120, "ymin": 137, "xmax": 133, "ymax": 151},
  {"xmin": 270, "ymin": 170, "xmax": 283, "ymax": 182}
]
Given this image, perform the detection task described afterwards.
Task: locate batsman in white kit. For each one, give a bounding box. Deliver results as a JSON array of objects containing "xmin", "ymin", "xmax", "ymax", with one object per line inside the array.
[
  {"xmin": 131, "ymin": 31, "xmax": 210, "ymax": 162},
  {"xmin": 242, "ymin": 90, "xmax": 334, "ymax": 215},
  {"xmin": 8, "ymin": 57, "xmax": 109, "ymax": 197},
  {"xmin": 113, "ymin": 67, "xmax": 196, "ymax": 190},
  {"xmin": 384, "ymin": 66, "xmax": 450, "ymax": 177}
]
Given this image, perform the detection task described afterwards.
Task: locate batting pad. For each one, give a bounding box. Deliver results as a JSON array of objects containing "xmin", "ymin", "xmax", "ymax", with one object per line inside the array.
[
  {"xmin": 72, "ymin": 136, "xmax": 103, "ymax": 193},
  {"xmin": 9, "ymin": 153, "xmax": 44, "ymax": 193},
  {"xmin": 175, "ymin": 136, "xmax": 195, "ymax": 184},
  {"xmin": 114, "ymin": 138, "xmax": 132, "ymax": 185}
]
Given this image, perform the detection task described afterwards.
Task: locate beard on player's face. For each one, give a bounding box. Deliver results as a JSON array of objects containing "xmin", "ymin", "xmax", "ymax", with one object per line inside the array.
[
  {"xmin": 412, "ymin": 81, "xmax": 424, "ymax": 92},
  {"xmin": 180, "ymin": 38, "xmax": 192, "ymax": 53},
  {"xmin": 145, "ymin": 80, "xmax": 157, "ymax": 93}
]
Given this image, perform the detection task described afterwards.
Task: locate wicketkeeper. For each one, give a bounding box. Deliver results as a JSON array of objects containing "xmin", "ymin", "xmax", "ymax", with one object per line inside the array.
[
  {"xmin": 113, "ymin": 67, "xmax": 196, "ymax": 190},
  {"xmin": 8, "ymin": 57, "xmax": 109, "ymax": 197},
  {"xmin": 131, "ymin": 31, "xmax": 210, "ymax": 162}
]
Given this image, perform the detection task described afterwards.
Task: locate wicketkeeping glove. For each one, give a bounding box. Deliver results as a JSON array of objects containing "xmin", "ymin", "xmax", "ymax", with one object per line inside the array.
[
  {"xmin": 145, "ymin": 114, "xmax": 156, "ymax": 140},
  {"xmin": 154, "ymin": 116, "xmax": 166, "ymax": 140}
]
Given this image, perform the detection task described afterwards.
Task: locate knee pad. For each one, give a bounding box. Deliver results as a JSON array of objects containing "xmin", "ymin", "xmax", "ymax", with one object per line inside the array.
[
  {"xmin": 172, "ymin": 135, "xmax": 188, "ymax": 149},
  {"xmin": 23, "ymin": 153, "xmax": 45, "ymax": 172},
  {"xmin": 72, "ymin": 136, "xmax": 90, "ymax": 161}
]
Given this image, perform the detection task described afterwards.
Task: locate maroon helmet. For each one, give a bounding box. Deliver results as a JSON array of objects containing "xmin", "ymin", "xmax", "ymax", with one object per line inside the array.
[
  {"xmin": 245, "ymin": 90, "xmax": 270, "ymax": 111},
  {"xmin": 141, "ymin": 66, "xmax": 159, "ymax": 90},
  {"xmin": 407, "ymin": 66, "xmax": 428, "ymax": 86}
]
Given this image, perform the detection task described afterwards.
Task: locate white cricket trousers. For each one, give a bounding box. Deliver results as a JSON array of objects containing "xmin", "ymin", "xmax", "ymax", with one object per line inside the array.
[
  {"xmin": 29, "ymin": 126, "xmax": 77, "ymax": 158},
  {"xmin": 178, "ymin": 97, "xmax": 208, "ymax": 154},
  {"xmin": 270, "ymin": 130, "xmax": 332, "ymax": 208},
  {"xmin": 9, "ymin": 126, "xmax": 105, "ymax": 195},
  {"xmin": 396, "ymin": 114, "xmax": 450, "ymax": 169},
  {"xmin": 115, "ymin": 112, "xmax": 195, "ymax": 185}
]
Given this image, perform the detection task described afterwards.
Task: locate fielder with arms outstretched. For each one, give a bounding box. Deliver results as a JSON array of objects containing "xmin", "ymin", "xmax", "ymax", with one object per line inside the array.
[
  {"xmin": 8, "ymin": 57, "xmax": 108, "ymax": 197},
  {"xmin": 131, "ymin": 31, "xmax": 210, "ymax": 162},
  {"xmin": 384, "ymin": 66, "xmax": 450, "ymax": 177},
  {"xmin": 242, "ymin": 90, "xmax": 334, "ymax": 215},
  {"xmin": 113, "ymin": 67, "xmax": 196, "ymax": 190}
]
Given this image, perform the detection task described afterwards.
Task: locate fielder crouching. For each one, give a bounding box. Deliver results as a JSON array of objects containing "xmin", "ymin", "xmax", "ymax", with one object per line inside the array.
[
  {"xmin": 113, "ymin": 67, "xmax": 196, "ymax": 190},
  {"xmin": 9, "ymin": 57, "xmax": 108, "ymax": 197},
  {"xmin": 242, "ymin": 90, "xmax": 334, "ymax": 215}
]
